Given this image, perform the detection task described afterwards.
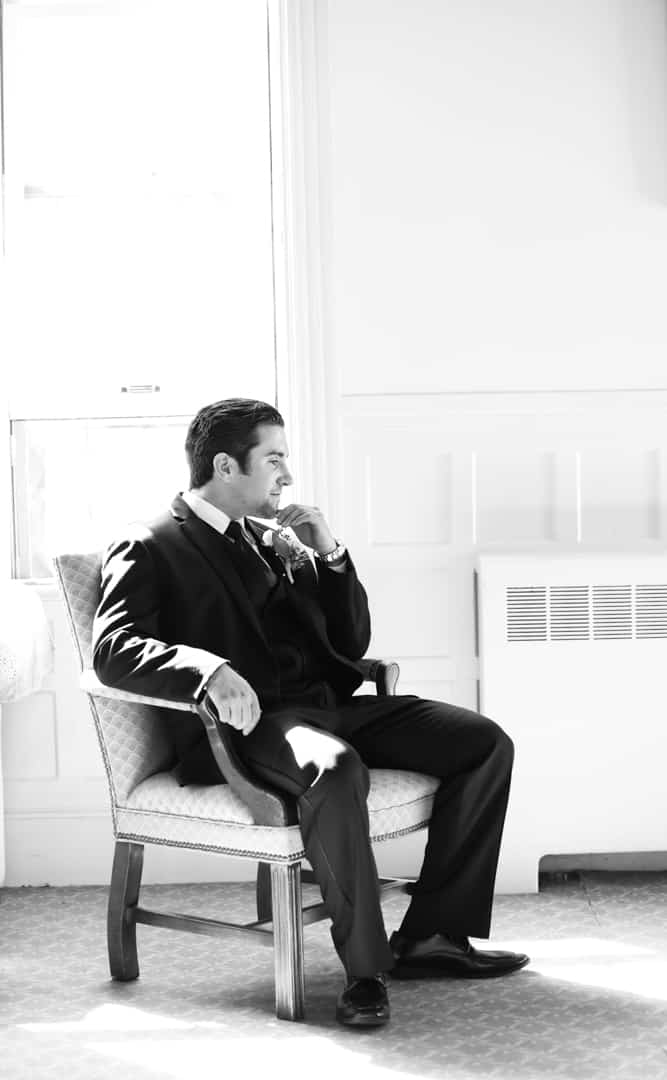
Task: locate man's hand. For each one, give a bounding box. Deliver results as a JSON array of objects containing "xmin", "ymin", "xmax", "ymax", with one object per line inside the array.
[
  {"xmin": 275, "ymin": 504, "xmax": 337, "ymax": 555},
  {"xmin": 204, "ymin": 664, "xmax": 261, "ymax": 737}
]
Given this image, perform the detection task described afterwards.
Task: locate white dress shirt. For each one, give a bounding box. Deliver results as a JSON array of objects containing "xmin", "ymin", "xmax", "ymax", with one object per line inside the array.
[{"xmin": 181, "ymin": 489, "xmax": 274, "ymax": 569}]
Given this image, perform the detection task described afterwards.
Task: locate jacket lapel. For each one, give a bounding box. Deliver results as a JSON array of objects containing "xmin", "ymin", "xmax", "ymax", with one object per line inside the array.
[
  {"xmin": 171, "ymin": 495, "xmax": 268, "ymax": 645},
  {"xmin": 245, "ymin": 519, "xmax": 287, "ymax": 579}
]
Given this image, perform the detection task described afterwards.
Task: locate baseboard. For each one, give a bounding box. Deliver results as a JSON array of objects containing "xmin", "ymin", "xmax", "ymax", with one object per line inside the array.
[{"xmin": 540, "ymin": 851, "xmax": 667, "ymax": 873}]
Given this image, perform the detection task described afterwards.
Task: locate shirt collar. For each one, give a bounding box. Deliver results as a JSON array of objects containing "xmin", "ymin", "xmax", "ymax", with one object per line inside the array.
[{"xmin": 181, "ymin": 490, "xmax": 243, "ymax": 537}]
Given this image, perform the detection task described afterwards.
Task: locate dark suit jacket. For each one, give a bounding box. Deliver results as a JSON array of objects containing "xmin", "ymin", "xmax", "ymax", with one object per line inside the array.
[{"xmin": 92, "ymin": 495, "xmax": 372, "ymax": 779}]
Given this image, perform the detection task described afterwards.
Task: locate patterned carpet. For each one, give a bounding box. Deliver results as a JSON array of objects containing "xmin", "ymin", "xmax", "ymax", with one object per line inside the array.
[{"xmin": 1, "ymin": 872, "xmax": 667, "ymax": 1080}]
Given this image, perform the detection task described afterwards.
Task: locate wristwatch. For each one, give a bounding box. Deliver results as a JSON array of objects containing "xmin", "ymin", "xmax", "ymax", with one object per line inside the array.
[{"xmin": 316, "ymin": 540, "xmax": 347, "ymax": 564}]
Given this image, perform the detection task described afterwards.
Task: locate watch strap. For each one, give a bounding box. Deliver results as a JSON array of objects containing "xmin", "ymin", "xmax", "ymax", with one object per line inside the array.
[{"xmin": 316, "ymin": 540, "xmax": 347, "ymax": 564}]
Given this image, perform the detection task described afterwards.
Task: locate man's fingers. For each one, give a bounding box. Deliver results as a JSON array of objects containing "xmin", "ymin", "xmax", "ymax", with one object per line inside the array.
[
  {"xmin": 241, "ymin": 699, "xmax": 253, "ymax": 736},
  {"xmin": 206, "ymin": 672, "xmax": 261, "ymax": 735},
  {"xmin": 231, "ymin": 696, "xmax": 256, "ymax": 735},
  {"xmin": 217, "ymin": 700, "xmax": 233, "ymax": 727},
  {"xmin": 277, "ymin": 505, "xmax": 316, "ymax": 526},
  {"xmin": 280, "ymin": 513, "xmax": 308, "ymax": 529},
  {"xmin": 218, "ymin": 698, "xmax": 243, "ymax": 731},
  {"xmin": 243, "ymin": 696, "xmax": 260, "ymax": 735},
  {"xmin": 226, "ymin": 704, "xmax": 241, "ymax": 730},
  {"xmin": 244, "ymin": 695, "xmax": 261, "ymax": 735},
  {"xmin": 246, "ymin": 712, "xmax": 260, "ymax": 736}
]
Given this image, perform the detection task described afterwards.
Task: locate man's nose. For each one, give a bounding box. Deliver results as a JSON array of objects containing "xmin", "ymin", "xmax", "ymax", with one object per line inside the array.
[{"xmin": 280, "ymin": 467, "xmax": 293, "ymax": 486}]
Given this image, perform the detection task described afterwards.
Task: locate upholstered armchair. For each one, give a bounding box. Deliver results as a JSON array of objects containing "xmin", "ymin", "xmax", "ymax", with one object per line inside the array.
[{"xmin": 54, "ymin": 551, "xmax": 439, "ymax": 1020}]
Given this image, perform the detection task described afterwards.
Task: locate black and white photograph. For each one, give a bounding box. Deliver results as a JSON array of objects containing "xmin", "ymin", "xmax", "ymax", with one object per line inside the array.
[{"xmin": 1, "ymin": 1, "xmax": 667, "ymax": 1077}]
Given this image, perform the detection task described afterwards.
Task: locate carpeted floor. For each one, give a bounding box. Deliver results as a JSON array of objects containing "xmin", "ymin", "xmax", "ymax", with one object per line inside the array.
[{"xmin": 1, "ymin": 872, "xmax": 667, "ymax": 1080}]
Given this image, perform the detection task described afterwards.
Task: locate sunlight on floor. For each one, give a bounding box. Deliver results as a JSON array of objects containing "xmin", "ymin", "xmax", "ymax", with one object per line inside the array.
[
  {"xmin": 87, "ymin": 1036, "xmax": 425, "ymax": 1080},
  {"xmin": 20, "ymin": 1009, "xmax": 424, "ymax": 1080},
  {"xmin": 19, "ymin": 1004, "xmax": 228, "ymax": 1033},
  {"xmin": 6, "ymin": 876, "xmax": 667, "ymax": 1079},
  {"xmin": 484, "ymin": 936, "xmax": 667, "ymax": 1002},
  {"xmin": 15, "ymin": 932, "xmax": 667, "ymax": 1080}
]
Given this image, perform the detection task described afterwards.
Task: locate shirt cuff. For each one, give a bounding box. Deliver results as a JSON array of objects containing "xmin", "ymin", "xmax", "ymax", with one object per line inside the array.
[{"xmin": 194, "ymin": 659, "xmax": 229, "ymax": 703}]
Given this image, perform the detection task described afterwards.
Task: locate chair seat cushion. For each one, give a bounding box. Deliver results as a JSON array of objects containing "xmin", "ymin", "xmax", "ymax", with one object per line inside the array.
[{"xmin": 115, "ymin": 768, "xmax": 439, "ymax": 862}]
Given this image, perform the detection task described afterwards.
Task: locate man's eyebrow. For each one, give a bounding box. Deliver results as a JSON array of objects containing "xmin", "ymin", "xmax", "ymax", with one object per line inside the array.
[{"xmin": 264, "ymin": 450, "xmax": 287, "ymax": 458}]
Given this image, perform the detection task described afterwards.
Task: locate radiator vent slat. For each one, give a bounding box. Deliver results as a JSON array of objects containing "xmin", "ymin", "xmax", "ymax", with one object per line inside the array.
[
  {"xmin": 506, "ymin": 587, "xmax": 546, "ymax": 642},
  {"xmin": 505, "ymin": 583, "xmax": 667, "ymax": 643},
  {"xmin": 593, "ymin": 585, "xmax": 632, "ymax": 640},
  {"xmin": 636, "ymin": 584, "xmax": 667, "ymax": 638},
  {"xmin": 550, "ymin": 586, "xmax": 589, "ymax": 640}
]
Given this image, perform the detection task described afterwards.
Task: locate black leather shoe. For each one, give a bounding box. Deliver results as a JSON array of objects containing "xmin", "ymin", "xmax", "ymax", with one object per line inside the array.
[
  {"xmin": 336, "ymin": 974, "xmax": 390, "ymax": 1028},
  {"xmin": 390, "ymin": 931, "xmax": 530, "ymax": 980}
]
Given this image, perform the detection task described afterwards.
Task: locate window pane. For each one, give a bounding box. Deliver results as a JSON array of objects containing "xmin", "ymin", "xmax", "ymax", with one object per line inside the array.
[
  {"xmin": 12, "ymin": 417, "xmax": 192, "ymax": 578},
  {"xmin": 4, "ymin": 0, "xmax": 276, "ymax": 415},
  {"xmin": 11, "ymin": 0, "xmax": 270, "ymax": 187},
  {"xmin": 8, "ymin": 191, "xmax": 275, "ymax": 405}
]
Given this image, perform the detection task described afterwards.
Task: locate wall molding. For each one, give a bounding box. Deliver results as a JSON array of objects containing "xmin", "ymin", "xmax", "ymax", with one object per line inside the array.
[
  {"xmin": 341, "ymin": 387, "xmax": 667, "ymax": 414},
  {"xmin": 268, "ymin": 0, "xmax": 336, "ymax": 513},
  {"xmin": 5, "ymin": 809, "xmax": 109, "ymax": 821}
]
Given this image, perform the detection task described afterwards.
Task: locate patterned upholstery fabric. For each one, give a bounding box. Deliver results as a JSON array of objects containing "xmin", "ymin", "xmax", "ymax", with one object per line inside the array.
[
  {"xmin": 54, "ymin": 552, "xmax": 102, "ymax": 670},
  {"xmin": 55, "ymin": 555, "xmax": 175, "ymax": 802},
  {"xmin": 55, "ymin": 551, "xmax": 438, "ymax": 863},
  {"xmin": 116, "ymin": 768, "xmax": 439, "ymax": 862},
  {"xmin": 89, "ymin": 695, "xmax": 177, "ymax": 805}
]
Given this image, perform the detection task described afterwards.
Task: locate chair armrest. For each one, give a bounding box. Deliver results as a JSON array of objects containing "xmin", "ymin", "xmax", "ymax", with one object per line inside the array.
[
  {"xmin": 80, "ymin": 671, "xmax": 297, "ymax": 827},
  {"xmin": 80, "ymin": 670, "xmax": 195, "ymax": 710},
  {"xmin": 197, "ymin": 695, "xmax": 297, "ymax": 827},
  {"xmin": 356, "ymin": 658, "xmax": 400, "ymax": 696}
]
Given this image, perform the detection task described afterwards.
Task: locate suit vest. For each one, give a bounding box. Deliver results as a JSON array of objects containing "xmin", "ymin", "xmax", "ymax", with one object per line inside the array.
[{"xmin": 224, "ymin": 530, "xmax": 336, "ymax": 706}]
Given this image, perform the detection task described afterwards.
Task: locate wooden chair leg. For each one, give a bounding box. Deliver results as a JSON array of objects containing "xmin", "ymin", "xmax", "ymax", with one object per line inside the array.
[
  {"xmin": 108, "ymin": 840, "xmax": 144, "ymax": 981},
  {"xmin": 256, "ymin": 861, "xmax": 272, "ymax": 922},
  {"xmin": 270, "ymin": 862, "xmax": 305, "ymax": 1020}
]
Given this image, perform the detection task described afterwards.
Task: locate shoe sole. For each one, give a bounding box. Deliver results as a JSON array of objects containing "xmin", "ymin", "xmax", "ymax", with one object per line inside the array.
[
  {"xmin": 391, "ymin": 957, "xmax": 530, "ymax": 980},
  {"xmin": 336, "ymin": 1011, "xmax": 390, "ymax": 1028}
]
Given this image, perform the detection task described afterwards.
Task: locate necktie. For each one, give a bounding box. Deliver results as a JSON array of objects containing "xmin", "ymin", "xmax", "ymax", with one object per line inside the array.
[
  {"xmin": 226, "ymin": 520, "xmax": 278, "ymax": 583},
  {"xmin": 225, "ymin": 519, "xmax": 252, "ymax": 549}
]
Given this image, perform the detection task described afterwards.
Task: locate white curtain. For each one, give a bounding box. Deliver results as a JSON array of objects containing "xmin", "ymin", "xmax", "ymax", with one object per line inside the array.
[{"xmin": 0, "ymin": 582, "xmax": 53, "ymax": 702}]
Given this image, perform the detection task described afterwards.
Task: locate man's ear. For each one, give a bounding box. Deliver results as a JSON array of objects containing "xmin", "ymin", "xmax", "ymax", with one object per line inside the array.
[{"xmin": 212, "ymin": 451, "xmax": 235, "ymax": 481}]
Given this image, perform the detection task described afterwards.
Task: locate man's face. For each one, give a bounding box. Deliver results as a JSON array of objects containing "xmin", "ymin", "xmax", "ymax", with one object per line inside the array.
[{"xmin": 232, "ymin": 423, "xmax": 293, "ymax": 519}]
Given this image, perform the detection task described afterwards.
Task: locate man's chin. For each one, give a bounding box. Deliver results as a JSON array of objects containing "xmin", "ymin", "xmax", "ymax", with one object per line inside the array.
[{"xmin": 255, "ymin": 502, "xmax": 279, "ymax": 521}]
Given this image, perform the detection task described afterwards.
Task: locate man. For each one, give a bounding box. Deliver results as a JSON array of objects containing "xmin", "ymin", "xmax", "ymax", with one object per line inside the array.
[{"xmin": 93, "ymin": 397, "xmax": 529, "ymax": 1028}]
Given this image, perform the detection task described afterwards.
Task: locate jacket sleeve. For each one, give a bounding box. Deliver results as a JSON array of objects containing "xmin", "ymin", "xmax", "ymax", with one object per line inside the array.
[
  {"xmin": 313, "ymin": 551, "xmax": 371, "ymax": 661},
  {"xmin": 92, "ymin": 529, "xmax": 224, "ymax": 702}
]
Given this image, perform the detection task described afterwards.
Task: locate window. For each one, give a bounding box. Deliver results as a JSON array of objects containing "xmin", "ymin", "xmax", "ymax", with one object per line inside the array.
[
  {"xmin": 2, "ymin": 0, "xmax": 278, "ymax": 574},
  {"xmin": 11, "ymin": 416, "xmax": 192, "ymax": 577}
]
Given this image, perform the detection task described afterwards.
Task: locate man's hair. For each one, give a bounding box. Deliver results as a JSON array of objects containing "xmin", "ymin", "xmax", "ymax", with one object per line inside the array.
[{"xmin": 185, "ymin": 398, "xmax": 284, "ymax": 487}]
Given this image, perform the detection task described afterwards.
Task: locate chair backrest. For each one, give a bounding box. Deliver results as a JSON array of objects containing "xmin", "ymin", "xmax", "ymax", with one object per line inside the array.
[
  {"xmin": 54, "ymin": 552, "xmax": 102, "ymax": 668},
  {"xmin": 54, "ymin": 552, "xmax": 175, "ymax": 805}
]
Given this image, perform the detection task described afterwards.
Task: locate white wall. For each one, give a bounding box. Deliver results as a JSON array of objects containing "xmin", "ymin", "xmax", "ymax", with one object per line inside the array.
[
  {"xmin": 315, "ymin": 0, "xmax": 667, "ymax": 885},
  {"xmin": 325, "ymin": 0, "xmax": 667, "ymax": 395}
]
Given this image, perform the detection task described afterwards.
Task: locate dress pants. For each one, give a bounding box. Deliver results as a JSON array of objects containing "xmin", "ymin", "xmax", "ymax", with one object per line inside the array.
[{"xmin": 231, "ymin": 692, "xmax": 514, "ymax": 978}]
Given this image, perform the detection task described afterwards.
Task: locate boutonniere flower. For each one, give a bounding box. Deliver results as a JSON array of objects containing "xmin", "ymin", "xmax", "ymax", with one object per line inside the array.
[{"xmin": 261, "ymin": 526, "xmax": 311, "ymax": 584}]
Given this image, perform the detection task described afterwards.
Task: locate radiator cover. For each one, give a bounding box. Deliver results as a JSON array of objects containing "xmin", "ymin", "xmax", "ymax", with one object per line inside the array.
[{"xmin": 477, "ymin": 552, "xmax": 667, "ymax": 893}]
